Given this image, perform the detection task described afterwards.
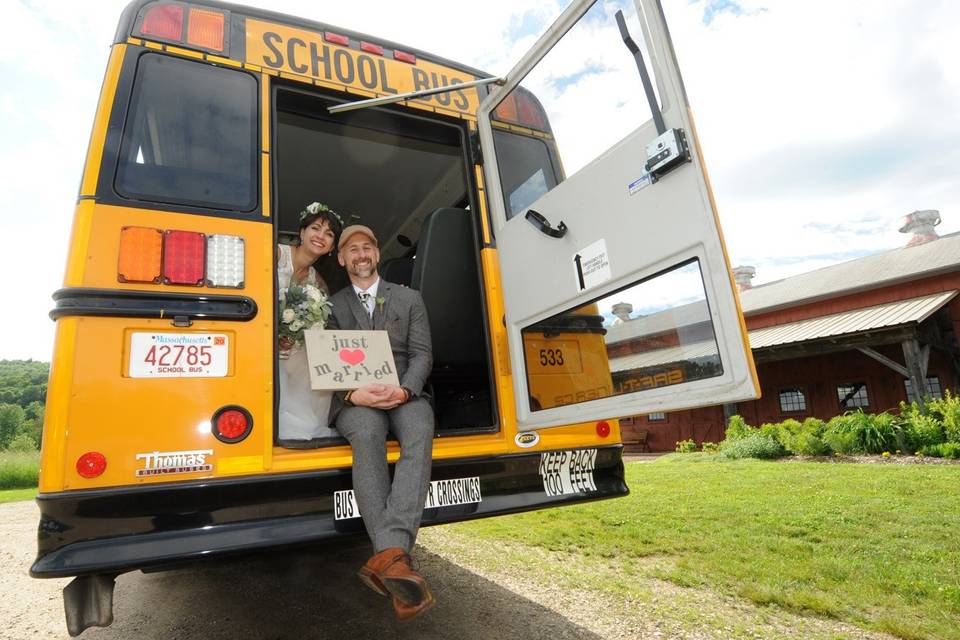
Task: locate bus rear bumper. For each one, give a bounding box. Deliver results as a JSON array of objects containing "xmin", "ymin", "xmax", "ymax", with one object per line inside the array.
[{"xmin": 31, "ymin": 446, "xmax": 627, "ymax": 579}]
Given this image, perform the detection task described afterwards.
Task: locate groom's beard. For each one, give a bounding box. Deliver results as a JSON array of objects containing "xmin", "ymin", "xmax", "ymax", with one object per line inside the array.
[{"xmin": 349, "ymin": 258, "xmax": 377, "ymax": 279}]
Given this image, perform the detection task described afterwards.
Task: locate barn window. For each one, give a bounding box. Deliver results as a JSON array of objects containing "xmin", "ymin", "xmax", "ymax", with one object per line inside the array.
[
  {"xmin": 778, "ymin": 387, "xmax": 806, "ymax": 413},
  {"xmin": 904, "ymin": 376, "xmax": 942, "ymax": 403},
  {"xmin": 648, "ymin": 412, "xmax": 666, "ymax": 422},
  {"xmin": 837, "ymin": 382, "xmax": 870, "ymax": 409}
]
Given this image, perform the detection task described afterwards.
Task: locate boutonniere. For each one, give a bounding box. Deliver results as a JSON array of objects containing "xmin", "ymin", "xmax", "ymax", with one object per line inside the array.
[{"xmin": 376, "ymin": 296, "xmax": 386, "ymax": 312}]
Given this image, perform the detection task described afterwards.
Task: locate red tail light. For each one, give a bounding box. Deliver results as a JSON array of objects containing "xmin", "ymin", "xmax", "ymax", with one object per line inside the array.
[
  {"xmin": 494, "ymin": 90, "xmax": 550, "ymax": 132},
  {"xmin": 140, "ymin": 4, "xmax": 184, "ymax": 41},
  {"xmin": 596, "ymin": 421, "xmax": 611, "ymax": 438},
  {"xmin": 163, "ymin": 230, "xmax": 206, "ymax": 285},
  {"xmin": 76, "ymin": 452, "xmax": 107, "ymax": 479},
  {"xmin": 213, "ymin": 406, "xmax": 252, "ymax": 443}
]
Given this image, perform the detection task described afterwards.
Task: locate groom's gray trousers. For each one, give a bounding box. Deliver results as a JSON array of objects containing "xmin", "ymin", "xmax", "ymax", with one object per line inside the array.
[{"xmin": 336, "ymin": 399, "xmax": 434, "ymax": 552}]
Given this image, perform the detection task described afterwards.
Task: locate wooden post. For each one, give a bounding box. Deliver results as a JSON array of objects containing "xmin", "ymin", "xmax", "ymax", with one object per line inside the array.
[{"xmin": 902, "ymin": 338, "xmax": 928, "ymax": 408}]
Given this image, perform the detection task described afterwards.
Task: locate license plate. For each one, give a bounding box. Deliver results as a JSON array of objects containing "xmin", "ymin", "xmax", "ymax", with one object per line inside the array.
[
  {"xmin": 539, "ymin": 449, "xmax": 598, "ymax": 497},
  {"xmin": 128, "ymin": 333, "xmax": 228, "ymax": 378}
]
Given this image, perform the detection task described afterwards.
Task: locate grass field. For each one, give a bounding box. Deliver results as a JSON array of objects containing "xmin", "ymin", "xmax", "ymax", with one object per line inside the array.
[
  {"xmin": 0, "ymin": 450, "xmax": 39, "ymax": 490},
  {"xmin": 446, "ymin": 455, "xmax": 960, "ymax": 640},
  {"xmin": 0, "ymin": 487, "xmax": 37, "ymax": 504}
]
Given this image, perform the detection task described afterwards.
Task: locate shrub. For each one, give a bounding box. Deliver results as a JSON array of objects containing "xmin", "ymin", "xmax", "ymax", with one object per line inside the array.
[
  {"xmin": 823, "ymin": 410, "xmax": 899, "ymax": 454},
  {"xmin": 927, "ymin": 390, "xmax": 960, "ymax": 443},
  {"xmin": 721, "ymin": 433, "xmax": 787, "ymax": 459},
  {"xmin": 675, "ymin": 439, "xmax": 696, "ymax": 453},
  {"xmin": 725, "ymin": 415, "xmax": 753, "ymax": 441},
  {"xmin": 899, "ymin": 405, "xmax": 945, "ymax": 452},
  {"xmin": 6, "ymin": 434, "xmax": 37, "ymax": 453},
  {"xmin": 790, "ymin": 430, "xmax": 831, "ymax": 456},
  {"xmin": 701, "ymin": 441, "xmax": 720, "ymax": 454},
  {"xmin": 919, "ymin": 442, "xmax": 960, "ymax": 459}
]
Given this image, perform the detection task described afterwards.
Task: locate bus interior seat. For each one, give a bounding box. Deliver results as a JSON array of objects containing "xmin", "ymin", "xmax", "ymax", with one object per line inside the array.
[
  {"xmin": 380, "ymin": 257, "xmax": 414, "ymax": 287},
  {"xmin": 410, "ymin": 208, "xmax": 492, "ymax": 430}
]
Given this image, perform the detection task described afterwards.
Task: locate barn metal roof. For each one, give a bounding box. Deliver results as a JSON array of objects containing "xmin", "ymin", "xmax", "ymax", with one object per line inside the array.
[
  {"xmin": 747, "ymin": 290, "xmax": 957, "ymax": 349},
  {"xmin": 739, "ymin": 232, "xmax": 960, "ymax": 315},
  {"xmin": 607, "ymin": 291, "xmax": 956, "ymax": 371}
]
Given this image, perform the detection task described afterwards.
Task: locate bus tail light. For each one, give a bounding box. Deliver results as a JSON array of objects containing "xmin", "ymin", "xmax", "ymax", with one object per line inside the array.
[
  {"xmin": 118, "ymin": 226, "xmax": 163, "ymax": 283},
  {"xmin": 213, "ymin": 406, "xmax": 252, "ymax": 443},
  {"xmin": 187, "ymin": 8, "xmax": 225, "ymax": 52},
  {"xmin": 76, "ymin": 452, "xmax": 107, "ymax": 479},
  {"xmin": 206, "ymin": 235, "xmax": 245, "ymax": 288},
  {"xmin": 596, "ymin": 421, "xmax": 611, "ymax": 438},
  {"xmin": 140, "ymin": 3, "xmax": 184, "ymax": 41},
  {"xmin": 163, "ymin": 230, "xmax": 206, "ymax": 286}
]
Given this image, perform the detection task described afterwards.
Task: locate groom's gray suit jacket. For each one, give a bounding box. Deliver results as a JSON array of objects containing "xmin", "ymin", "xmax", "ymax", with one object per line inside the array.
[{"xmin": 326, "ymin": 279, "xmax": 433, "ymax": 416}]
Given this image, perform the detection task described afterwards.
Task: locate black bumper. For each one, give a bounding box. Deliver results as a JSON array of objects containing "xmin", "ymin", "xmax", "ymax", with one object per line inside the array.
[{"xmin": 32, "ymin": 447, "xmax": 627, "ymax": 578}]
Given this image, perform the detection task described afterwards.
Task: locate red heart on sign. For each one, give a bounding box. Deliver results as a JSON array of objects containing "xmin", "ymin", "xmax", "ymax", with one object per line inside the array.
[{"xmin": 339, "ymin": 349, "xmax": 365, "ymax": 366}]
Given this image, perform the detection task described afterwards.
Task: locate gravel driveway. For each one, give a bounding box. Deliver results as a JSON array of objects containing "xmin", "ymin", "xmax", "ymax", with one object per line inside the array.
[{"xmin": 3, "ymin": 500, "xmax": 893, "ymax": 640}]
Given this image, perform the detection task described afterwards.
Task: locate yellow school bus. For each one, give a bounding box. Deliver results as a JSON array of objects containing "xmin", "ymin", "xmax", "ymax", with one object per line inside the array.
[{"xmin": 33, "ymin": 0, "xmax": 758, "ymax": 633}]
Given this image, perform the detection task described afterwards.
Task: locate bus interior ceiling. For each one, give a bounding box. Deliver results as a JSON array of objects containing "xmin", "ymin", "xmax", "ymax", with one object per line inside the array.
[{"xmin": 274, "ymin": 87, "xmax": 495, "ymax": 434}]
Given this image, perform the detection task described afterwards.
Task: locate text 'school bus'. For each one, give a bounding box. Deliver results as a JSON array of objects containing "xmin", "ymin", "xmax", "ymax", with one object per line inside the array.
[{"xmin": 34, "ymin": 0, "xmax": 758, "ymax": 633}]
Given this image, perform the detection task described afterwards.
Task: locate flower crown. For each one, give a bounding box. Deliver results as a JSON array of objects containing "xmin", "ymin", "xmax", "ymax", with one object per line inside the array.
[{"xmin": 299, "ymin": 202, "xmax": 344, "ymax": 228}]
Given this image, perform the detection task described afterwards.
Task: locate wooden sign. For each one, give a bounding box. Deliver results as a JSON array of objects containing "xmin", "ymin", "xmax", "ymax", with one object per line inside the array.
[{"xmin": 304, "ymin": 329, "xmax": 399, "ymax": 390}]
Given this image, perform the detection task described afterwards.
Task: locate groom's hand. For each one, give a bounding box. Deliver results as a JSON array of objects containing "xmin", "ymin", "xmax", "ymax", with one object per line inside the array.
[{"xmin": 350, "ymin": 384, "xmax": 406, "ymax": 410}]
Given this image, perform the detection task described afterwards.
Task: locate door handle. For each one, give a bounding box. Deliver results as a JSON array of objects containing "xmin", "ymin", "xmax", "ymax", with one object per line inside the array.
[{"xmin": 525, "ymin": 209, "xmax": 568, "ymax": 238}]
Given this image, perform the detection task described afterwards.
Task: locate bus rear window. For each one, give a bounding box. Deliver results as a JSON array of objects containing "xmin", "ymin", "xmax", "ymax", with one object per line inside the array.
[{"xmin": 115, "ymin": 54, "xmax": 258, "ymax": 212}]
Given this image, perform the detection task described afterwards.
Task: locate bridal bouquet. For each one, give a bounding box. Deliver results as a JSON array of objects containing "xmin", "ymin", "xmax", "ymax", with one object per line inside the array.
[{"xmin": 279, "ymin": 282, "xmax": 332, "ymax": 356}]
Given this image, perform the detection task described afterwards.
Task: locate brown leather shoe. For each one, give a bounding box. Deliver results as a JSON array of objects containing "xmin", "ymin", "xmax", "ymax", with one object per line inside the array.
[
  {"xmin": 358, "ymin": 548, "xmax": 428, "ymax": 605},
  {"xmin": 392, "ymin": 591, "xmax": 435, "ymax": 622}
]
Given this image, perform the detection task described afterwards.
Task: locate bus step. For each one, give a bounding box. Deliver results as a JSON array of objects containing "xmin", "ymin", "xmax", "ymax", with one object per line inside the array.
[{"xmin": 63, "ymin": 574, "xmax": 115, "ymax": 636}]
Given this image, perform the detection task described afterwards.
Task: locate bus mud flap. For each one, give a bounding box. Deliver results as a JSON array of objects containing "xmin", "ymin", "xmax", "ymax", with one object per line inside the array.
[{"xmin": 63, "ymin": 574, "xmax": 115, "ymax": 636}]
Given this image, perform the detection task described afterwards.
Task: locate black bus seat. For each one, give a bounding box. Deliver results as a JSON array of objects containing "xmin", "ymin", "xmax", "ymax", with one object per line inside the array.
[{"xmin": 380, "ymin": 257, "xmax": 414, "ymax": 287}]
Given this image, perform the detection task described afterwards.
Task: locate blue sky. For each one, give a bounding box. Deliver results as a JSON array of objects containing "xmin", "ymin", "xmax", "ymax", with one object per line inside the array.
[{"xmin": 2, "ymin": 0, "xmax": 959, "ymax": 360}]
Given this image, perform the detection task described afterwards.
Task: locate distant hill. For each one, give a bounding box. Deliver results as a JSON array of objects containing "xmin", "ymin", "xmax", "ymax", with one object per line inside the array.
[{"xmin": 0, "ymin": 360, "xmax": 49, "ymax": 408}]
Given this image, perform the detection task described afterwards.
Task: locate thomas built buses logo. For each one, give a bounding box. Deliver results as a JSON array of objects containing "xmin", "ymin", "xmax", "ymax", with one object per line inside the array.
[{"xmin": 135, "ymin": 449, "xmax": 213, "ymax": 477}]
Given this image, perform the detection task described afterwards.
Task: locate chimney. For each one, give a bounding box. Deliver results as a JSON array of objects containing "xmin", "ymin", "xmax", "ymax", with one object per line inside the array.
[
  {"xmin": 732, "ymin": 265, "xmax": 756, "ymax": 291},
  {"xmin": 611, "ymin": 302, "xmax": 633, "ymax": 322},
  {"xmin": 899, "ymin": 209, "xmax": 941, "ymax": 247}
]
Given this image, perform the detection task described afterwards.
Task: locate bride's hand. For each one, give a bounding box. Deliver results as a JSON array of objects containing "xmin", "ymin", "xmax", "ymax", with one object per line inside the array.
[
  {"xmin": 279, "ymin": 337, "xmax": 295, "ymax": 350},
  {"xmin": 350, "ymin": 384, "xmax": 397, "ymax": 408}
]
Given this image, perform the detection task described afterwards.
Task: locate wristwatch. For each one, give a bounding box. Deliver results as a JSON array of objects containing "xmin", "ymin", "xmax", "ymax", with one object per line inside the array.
[
  {"xmin": 401, "ymin": 386, "xmax": 413, "ymax": 403},
  {"xmin": 343, "ymin": 389, "xmax": 354, "ymax": 406}
]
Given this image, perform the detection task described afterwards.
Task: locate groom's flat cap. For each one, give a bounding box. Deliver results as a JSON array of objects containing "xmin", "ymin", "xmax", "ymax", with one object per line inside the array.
[{"xmin": 338, "ymin": 225, "xmax": 378, "ymax": 250}]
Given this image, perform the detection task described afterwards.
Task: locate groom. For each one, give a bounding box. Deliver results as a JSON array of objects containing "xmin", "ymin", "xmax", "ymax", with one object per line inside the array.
[{"xmin": 327, "ymin": 224, "xmax": 435, "ymax": 620}]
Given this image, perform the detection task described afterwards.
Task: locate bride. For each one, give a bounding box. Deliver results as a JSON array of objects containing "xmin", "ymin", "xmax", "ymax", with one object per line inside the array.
[{"xmin": 277, "ymin": 202, "xmax": 343, "ymax": 445}]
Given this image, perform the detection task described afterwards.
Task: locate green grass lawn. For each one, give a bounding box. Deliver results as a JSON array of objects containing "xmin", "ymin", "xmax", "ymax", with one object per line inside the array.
[
  {"xmin": 0, "ymin": 487, "xmax": 37, "ymax": 503},
  {"xmin": 0, "ymin": 450, "xmax": 40, "ymax": 490},
  {"xmin": 447, "ymin": 455, "xmax": 960, "ymax": 640}
]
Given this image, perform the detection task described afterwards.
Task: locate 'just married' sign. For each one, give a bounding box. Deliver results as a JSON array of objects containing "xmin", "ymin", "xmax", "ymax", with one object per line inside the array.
[{"xmin": 304, "ymin": 329, "xmax": 399, "ymax": 390}]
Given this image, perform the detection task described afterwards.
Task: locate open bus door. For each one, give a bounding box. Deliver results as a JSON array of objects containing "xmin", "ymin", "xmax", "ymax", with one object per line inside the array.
[{"xmin": 478, "ymin": 0, "xmax": 759, "ymax": 430}]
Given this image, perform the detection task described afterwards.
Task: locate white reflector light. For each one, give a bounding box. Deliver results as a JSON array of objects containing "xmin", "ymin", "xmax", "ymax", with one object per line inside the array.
[{"xmin": 206, "ymin": 234, "xmax": 245, "ymax": 288}]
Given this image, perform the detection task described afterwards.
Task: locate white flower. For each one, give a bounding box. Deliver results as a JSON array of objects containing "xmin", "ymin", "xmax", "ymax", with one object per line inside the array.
[
  {"xmin": 306, "ymin": 202, "xmax": 321, "ymax": 214},
  {"xmin": 282, "ymin": 309, "xmax": 295, "ymax": 323},
  {"xmin": 306, "ymin": 286, "xmax": 323, "ymax": 302},
  {"xmin": 289, "ymin": 320, "xmax": 303, "ymax": 332}
]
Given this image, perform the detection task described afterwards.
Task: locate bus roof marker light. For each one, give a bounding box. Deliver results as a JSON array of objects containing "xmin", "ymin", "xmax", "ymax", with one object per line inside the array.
[
  {"xmin": 393, "ymin": 50, "xmax": 416, "ymax": 64},
  {"xmin": 324, "ymin": 32, "xmax": 350, "ymax": 46},
  {"xmin": 118, "ymin": 226, "xmax": 163, "ymax": 284},
  {"xmin": 163, "ymin": 230, "xmax": 206, "ymax": 286},
  {"xmin": 76, "ymin": 452, "xmax": 107, "ymax": 479},
  {"xmin": 360, "ymin": 41, "xmax": 383, "ymax": 55},
  {"xmin": 206, "ymin": 235, "xmax": 245, "ymax": 288},
  {"xmin": 187, "ymin": 8, "xmax": 225, "ymax": 52},
  {"xmin": 140, "ymin": 3, "xmax": 184, "ymax": 41}
]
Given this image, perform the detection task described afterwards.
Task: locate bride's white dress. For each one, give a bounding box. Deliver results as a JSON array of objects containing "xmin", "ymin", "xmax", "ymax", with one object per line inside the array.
[{"xmin": 277, "ymin": 244, "xmax": 337, "ymax": 441}]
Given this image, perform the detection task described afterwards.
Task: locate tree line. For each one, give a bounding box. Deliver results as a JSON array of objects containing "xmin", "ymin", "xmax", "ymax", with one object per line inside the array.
[{"xmin": 0, "ymin": 360, "xmax": 48, "ymax": 452}]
